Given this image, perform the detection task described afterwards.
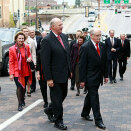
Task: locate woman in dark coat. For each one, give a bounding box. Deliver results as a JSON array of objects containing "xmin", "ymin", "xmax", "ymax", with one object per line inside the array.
[{"xmin": 71, "ymin": 34, "xmax": 85, "ymax": 96}]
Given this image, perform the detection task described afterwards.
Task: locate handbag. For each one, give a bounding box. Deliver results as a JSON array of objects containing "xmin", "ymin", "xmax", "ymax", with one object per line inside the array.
[
  {"xmin": 29, "ymin": 61, "xmax": 35, "ymax": 70},
  {"xmin": 25, "ymin": 45, "xmax": 35, "ymax": 70}
]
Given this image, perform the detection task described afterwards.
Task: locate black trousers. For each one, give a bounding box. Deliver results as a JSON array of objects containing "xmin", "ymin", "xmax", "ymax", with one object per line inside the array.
[
  {"xmin": 118, "ymin": 58, "xmax": 127, "ymax": 77},
  {"xmin": 81, "ymin": 86, "xmax": 102, "ymax": 123},
  {"xmin": 47, "ymin": 82, "xmax": 68, "ymax": 123},
  {"xmin": 108, "ymin": 57, "xmax": 117, "ymax": 81},
  {"xmin": 71, "ymin": 71, "xmax": 75, "ymax": 88},
  {"xmin": 38, "ymin": 78, "xmax": 48, "ymax": 104},
  {"xmin": 31, "ymin": 71, "xmax": 36, "ymax": 91}
]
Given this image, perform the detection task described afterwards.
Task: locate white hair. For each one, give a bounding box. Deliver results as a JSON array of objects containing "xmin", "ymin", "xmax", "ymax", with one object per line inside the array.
[{"xmin": 90, "ymin": 28, "xmax": 101, "ymax": 35}]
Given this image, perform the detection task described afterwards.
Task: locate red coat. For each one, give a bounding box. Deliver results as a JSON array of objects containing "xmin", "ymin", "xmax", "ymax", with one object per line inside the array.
[{"xmin": 9, "ymin": 44, "xmax": 31, "ymax": 77}]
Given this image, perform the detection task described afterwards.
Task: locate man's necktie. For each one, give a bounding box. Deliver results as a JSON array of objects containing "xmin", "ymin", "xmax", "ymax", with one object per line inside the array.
[
  {"xmin": 96, "ymin": 43, "xmax": 100, "ymax": 56},
  {"xmin": 57, "ymin": 35, "xmax": 65, "ymax": 49},
  {"xmin": 111, "ymin": 38, "xmax": 114, "ymax": 47},
  {"xmin": 122, "ymin": 40, "xmax": 124, "ymax": 47}
]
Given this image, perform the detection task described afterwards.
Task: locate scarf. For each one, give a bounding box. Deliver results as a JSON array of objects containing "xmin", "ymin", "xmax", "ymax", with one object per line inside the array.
[{"xmin": 15, "ymin": 43, "xmax": 28, "ymax": 88}]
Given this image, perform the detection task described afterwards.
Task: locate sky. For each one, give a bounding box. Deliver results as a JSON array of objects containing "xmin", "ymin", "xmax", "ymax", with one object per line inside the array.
[{"xmin": 55, "ymin": 0, "xmax": 76, "ymax": 5}]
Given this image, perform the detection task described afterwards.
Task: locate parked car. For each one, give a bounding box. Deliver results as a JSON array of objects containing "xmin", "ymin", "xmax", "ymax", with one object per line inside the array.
[{"xmin": 0, "ymin": 28, "xmax": 20, "ymax": 75}]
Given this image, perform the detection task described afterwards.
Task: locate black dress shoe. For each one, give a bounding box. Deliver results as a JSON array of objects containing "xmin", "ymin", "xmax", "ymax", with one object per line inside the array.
[
  {"xmin": 30, "ymin": 89, "xmax": 35, "ymax": 93},
  {"xmin": 120, "ymin": 77, "xmax": 123, "ymax": 81},
  {"xmin": 70, "ymin": 87, "xmax": 74, "ymax": 90},
  {"xmin": 95, "ymin": 122, "xmax": 106, "ymax": 130},
  {"xmin": 43, "ymin": 103, "xmax": 48, "ymax": 108},
  {"xmin": 110, "ymin": 80, "xmax": 113, "ymax": 84},
  {"xmin": 113, "ymin": 79, "xmax": 117, "ymax": 83},
  {"xmin": 22, "ymin": 101, "xmax": 25, "ymax": 107},
  {"xmin": 81, "ymin": 115, "xmax": 93, "ymax": 121},
  {"xmin": 54, "ymin": 122, "xmax": 67, "ymax": 130},
  {"xmin": 44, "ymin": 108, "xmax": 55, "ymax": 123},
  {"xmin": 18, "ymin": 104, "xmax": 23, "ymax": 111}
]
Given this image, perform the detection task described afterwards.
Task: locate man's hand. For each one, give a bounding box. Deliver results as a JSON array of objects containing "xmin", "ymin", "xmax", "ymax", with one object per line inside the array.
[
  {"xmin": 80, "ymin": 82, "xmax": 85, "ymax": 88},
  {"xmin": 111, "ymin": 48, "xmax": 116, "ymax": 52},
  {"xmin": 47, "ymin": 80, "xmax": 54, "ymax": 87},
  {"xmin": 10, "ymin": 75, "xmax": 14, "ymax": 81},
  {"xmin": 104, "ymin": 78, "xmax": 108, "ymax": 84},
  {"xmin": 70, "ymin": 73, "xmax": 72, "ymax": 78},
  {"xmin": 36, "ymin": 71, "xmax": 40, "ymax": 80}
]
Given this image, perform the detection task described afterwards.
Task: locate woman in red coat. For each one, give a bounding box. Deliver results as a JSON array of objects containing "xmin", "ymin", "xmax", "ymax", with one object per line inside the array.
[{"xmin": 9, "ymin": 32, "xmax": 32, "ymax": 111}]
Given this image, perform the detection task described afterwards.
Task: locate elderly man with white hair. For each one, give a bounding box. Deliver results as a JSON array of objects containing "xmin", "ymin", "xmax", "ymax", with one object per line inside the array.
[
  {"xmin": 79, "ymin": 28, "xmax": 108, "ymax": 130},
  {"xmin": 40, "ymin": 17, "xmax": 71, "ymax": 130}
]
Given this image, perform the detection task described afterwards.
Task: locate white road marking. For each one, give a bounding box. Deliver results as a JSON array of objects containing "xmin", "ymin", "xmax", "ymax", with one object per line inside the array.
[{"xmin": 0, "ymin": 99, "xmax": 43, "ymax": 131}]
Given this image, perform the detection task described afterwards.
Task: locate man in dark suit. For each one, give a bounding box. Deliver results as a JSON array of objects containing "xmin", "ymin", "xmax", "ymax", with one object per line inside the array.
[
  {"xmin": 40, "ymin": 18, "xmax": 71, "ymax": 130},
  {"xmin": 70, "ymin": 30, "xmax": 82, "ymax": 90},
  {"xmin": 105, "ymin": 29, "xmax": 120, "ymax": 83},
  {"xmin": 79, "ymin": 28, "xmax": 108, "ymax": 130},
  {"xmin": 29, "ymin": 29, "xmax": 43, "ymax": 93},
  {"xmin": 118, "ymin": 34, "xmax": 130, "ymax": 80}
]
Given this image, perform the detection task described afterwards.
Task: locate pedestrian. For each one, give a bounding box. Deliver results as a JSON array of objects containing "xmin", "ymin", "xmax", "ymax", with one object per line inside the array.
[
  {"xmin": 79, "ymin": 28, "xmax": 108, "ymax": 130},
  {"xmin": 70, "ymin": 30, "xmax": 82, "ymax": 91},
  {"xmin": 82, "ymin": 27, "xmax": 90, "ymax": 42},
  {"xmin": 36, "ymin": 31, "xmax": 48, "ymax": 108},
  {"xmin": 40, "ymin": 17, "xmax": 71, "ymax": 130},
  {"xmin": 9, "ymin": 32, "xmax": 32, "ymax": 111},
  {"xmin": 29, "ymin": 28, "xmax": 43, "ymax": 93},
  {"xmin": 36, "ymin": 50, "xmax": 48, "ymax": 108},
  {"xmin": 105, "ymin": 29, "xmax": 120, "ymax": 83},
  {"xmin": 70, "ymin": 34, "xmax": 85, "ymax": 96},
  {"xmin": 41, "ymin": 31, "xmax": 47, "ymax": 38},
  {"xmin": 22, "ymin": 27, "xmax": 36, "ymax": 97},
  {"xmin": 118, "ymin": 34, "xmax": 130, "ymax": 80}
]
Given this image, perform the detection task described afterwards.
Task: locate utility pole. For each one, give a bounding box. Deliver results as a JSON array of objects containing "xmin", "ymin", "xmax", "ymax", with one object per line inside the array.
[
  {"xmin": 36, "ymin": 0, "xmax": 38, "ymax": 30},
  {"xmin": 98, "ymin": 0, "xmax": 100, "ymax": 21}
]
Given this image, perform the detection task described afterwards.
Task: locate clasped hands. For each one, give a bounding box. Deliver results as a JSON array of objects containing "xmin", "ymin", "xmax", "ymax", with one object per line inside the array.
[{"xmin": 111, "ymin": 48, "xmax": 116, "ymax": 52}]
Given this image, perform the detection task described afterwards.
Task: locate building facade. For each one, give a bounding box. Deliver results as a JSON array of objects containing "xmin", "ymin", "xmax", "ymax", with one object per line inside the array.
[{"xmin": 0, "ymin": 0, "xmax": 25, "ymax": 28}]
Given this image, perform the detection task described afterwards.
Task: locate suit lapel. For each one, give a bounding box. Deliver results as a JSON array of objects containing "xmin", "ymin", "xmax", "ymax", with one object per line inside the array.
[
  {"xmin": 114, "ymin": 38, "xmax": 116, "ymax": 46},
  {"xmin": 109, "ymin": 38, "xmax": 112, "ymax": 47},
  {"xmin": 99, "ymin": 42, "xmax": 103, "ymax": 58},
  {"xmin": 50, "ymin": 32, "xmax": 67, "ymax": 52}
]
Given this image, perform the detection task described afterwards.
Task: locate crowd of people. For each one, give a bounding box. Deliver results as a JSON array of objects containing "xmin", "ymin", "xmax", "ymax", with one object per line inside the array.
[{"xmin": 8, "ymin": 17, "xmax": 130, "ymax": 130}]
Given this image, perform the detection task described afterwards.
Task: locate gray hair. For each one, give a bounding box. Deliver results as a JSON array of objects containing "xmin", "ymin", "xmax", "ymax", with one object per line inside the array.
[
  {"xmin": 50, "ymin": 17, "xmax": 61, "ymax": 28},
  {"xmin": 89, "ymin": 28, "xmax": 101, "ymax": 35}
]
